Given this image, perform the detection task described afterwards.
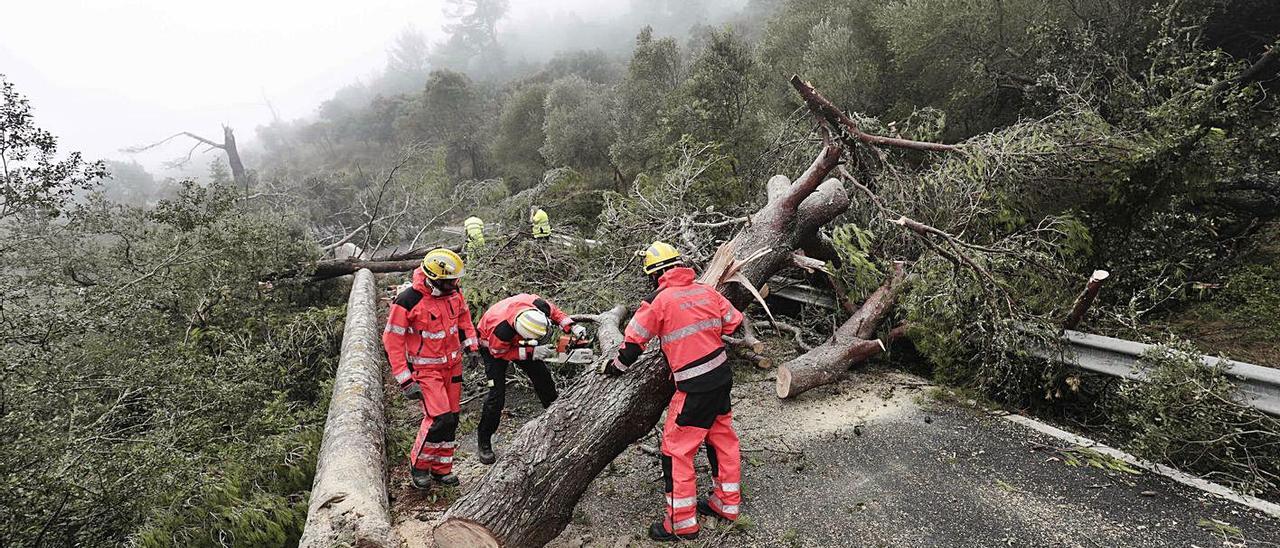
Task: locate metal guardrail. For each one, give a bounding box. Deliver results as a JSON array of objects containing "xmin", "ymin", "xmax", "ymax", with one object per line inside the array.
[
  {"xmin": 1041, "ymin": 330, "xmax": 1280, "ymax": 417},
  {"xmin": 765, "ymin": 281, "xmax": 1280, "ymax": 416},
  {"xmin": 769, "ymin": 278, "xmax": 838, "ymax": 310}
]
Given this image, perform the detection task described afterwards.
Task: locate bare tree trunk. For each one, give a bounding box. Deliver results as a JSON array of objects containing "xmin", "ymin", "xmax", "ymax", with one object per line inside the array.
[
  {"xmin": 776, "ymin": 262, "xmax": 907, "ymax": 399},
  {"xmin": 431, "ymin": 146, "xmax": 848, "ymax": 548},
  {"xmin": 300, "ymin": 269, "xmax": 397, "ymax": 548},
  {"xmin": 222, "ymin": 125, "xmax": 249, "ymax": 192},
  {"xmin": 1063, "ymin": 270, "xmax": 1110, "ymax": 330}
]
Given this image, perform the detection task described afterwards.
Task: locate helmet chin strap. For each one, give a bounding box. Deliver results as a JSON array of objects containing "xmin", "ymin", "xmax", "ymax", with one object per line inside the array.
[{"xmin": 429, "ymin": 278, "xmax": 458, "ymax": 296}]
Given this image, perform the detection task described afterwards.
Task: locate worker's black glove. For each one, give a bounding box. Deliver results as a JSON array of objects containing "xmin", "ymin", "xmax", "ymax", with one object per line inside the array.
[
  {"xmin": 400, "ymin": 381, "xmax": 423, "ymax": 400},
  {"xmin": 599, "ymin": 357, "xmax": 626, "ymax": 376}
]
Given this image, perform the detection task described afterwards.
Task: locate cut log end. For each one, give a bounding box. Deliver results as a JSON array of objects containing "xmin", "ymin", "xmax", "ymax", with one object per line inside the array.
[
  {"xmin": 434, "ymin": 518, "xmax": 500, "ymax": 548},
  {"xmin": 775, "ymin": 366, "xmax": 793, "ymax": 399},
  {"xmin": 1090, "ymin": 270, "xmax": 1110, "ymax": 282}
]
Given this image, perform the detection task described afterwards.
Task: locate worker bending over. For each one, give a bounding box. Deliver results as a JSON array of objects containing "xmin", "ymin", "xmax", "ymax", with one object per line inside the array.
[
  {"xmin": 463, "ymin": 215, "xmax": 485, "ymax": 254},
  {"xmin": 475, "ymin": 293, "xmax": 586, "ymax": 464},
  {"xmin": 530, "ymin": 206, "xmax": 551, "ymax": 239},
  {"xmin": 382, "ymin": 248, "xmax": 479, "ymax": 489},
  {"xmin": 603, "ymin": 241, "xmax": 744, "ymax": 541}
]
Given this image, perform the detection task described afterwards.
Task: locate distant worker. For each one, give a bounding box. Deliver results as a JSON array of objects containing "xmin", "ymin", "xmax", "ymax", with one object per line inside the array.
[
  {"xmin": 602, "ymin": 241, "xmax": 744, "ymax": 541},
  {"xmin": 474, "ymin": 293, "xmax": 587, "ymax": 464},
  {"xmin": 463, "ymin": 216, "xmax": 485, "ymax": 253},
  {"xmin": 382, "ymin": 248, "xmax": 479, "ymax": 489},
  {"xmin": 530, "ymin": 206, "xmax": 551, "ymax": 239}
]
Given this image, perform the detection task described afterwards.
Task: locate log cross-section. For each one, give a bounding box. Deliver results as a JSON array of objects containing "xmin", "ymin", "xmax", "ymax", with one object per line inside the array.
[
  {"xmin": 300, "ymin": 269, "xmax": 397, "ymax": 548},
  {"xmin": 432, "ymin": 146, "xmax": 849, "ymax": 548}
]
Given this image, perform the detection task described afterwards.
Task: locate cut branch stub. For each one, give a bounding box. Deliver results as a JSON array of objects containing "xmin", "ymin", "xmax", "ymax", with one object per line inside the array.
[
  {"xmin": 776, "ymin": 262, "xmax": 907, "ymax": 399},
  {"xmin": 1063, "ymin": 270, "xmax": 1110, "ymax": 330}
]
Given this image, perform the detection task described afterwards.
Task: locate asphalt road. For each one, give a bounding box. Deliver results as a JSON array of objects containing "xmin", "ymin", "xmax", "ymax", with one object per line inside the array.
[{"xmin": 548, "ymin": 368, "xmax": 1280, "ymax": 548}]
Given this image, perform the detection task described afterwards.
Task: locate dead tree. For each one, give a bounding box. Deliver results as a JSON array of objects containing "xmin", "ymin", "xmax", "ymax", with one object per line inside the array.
[
  {"xmin": 124, "ymin": 125, "xmax": 250, "ymax": 191},
  {"xmin": 300, "ymin": 269, "xmax": 397, "ymax": 547},
  {"xmin": 776, "ymin": 262, "xmax": 907, "ymax": 399},
  {"xmin": 431, "ymin": 146, "xmax": 849, "ymax": 548}
]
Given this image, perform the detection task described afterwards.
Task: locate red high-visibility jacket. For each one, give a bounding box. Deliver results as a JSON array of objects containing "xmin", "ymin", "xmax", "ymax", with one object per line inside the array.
[
  {"xmin": 478, "ymin": 293, "xmax": 575, "ymax": 362},
  {"xmin": 383, "ymin": 268, "xmax": 479, "ymax": 386},
  {"xmin": 614, "ymin": 267, "xmax": 743, "ymax": 392}
]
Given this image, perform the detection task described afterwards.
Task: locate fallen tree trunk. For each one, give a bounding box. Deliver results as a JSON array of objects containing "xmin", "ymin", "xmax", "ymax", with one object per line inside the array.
[
  {"xmin": 309, "ymin": 258, "xmax": 421, "ymax": 281},
  {"xmin": 570, "ymin": 305, "xmax": 627, "ymax": 353},
  {"xmin": 432, "ymin": 146, "xmax": 849, "ymax": 548},
  {"xmin": 300, "ymin": 269, "xmax": 397, "ymax": 548},
  {"xmin": 776, "ymin": 262, "xmax": 907, "ymax": 399}
]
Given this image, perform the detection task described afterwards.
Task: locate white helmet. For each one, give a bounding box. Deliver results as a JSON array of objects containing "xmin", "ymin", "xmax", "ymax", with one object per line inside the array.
[{"xmin": 514, "ymin": 308, "xmax": 551, "ymax": 341}]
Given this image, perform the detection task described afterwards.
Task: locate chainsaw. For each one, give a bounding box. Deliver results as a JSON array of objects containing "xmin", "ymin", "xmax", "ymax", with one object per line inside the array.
[{"xmin": 543, "ymin": 334, "xmax": 595, "ymax": 365}]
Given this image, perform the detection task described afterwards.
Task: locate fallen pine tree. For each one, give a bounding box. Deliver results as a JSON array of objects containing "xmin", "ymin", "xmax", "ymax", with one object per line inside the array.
[
  {"xmin": 430, "ymin": 74, "xmax": 963, "ymax": 545},
  {"xmin": 431, "ymin": 143, "xmax": 864, "ymax": 547}
]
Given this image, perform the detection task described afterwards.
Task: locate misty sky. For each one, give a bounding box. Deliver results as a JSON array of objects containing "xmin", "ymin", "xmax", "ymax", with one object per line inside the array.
[{"xmin": 1, "ymin": 0, "xmax": 628, "ymax": 174}]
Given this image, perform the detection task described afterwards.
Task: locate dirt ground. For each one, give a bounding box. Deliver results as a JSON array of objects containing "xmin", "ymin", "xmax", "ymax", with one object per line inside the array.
[{"xmin": 383, "ymin": 361, "xmax": 1279, "ymax": 548}]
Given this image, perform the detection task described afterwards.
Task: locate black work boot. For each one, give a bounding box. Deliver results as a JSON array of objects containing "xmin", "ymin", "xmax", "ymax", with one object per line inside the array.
[
  {"xmin": 648, "ymin": 521, "xmax": 698, "ymax": 542},
  {"xmin": 432, "ymin": 472, "xmax": 460, "ymax": 486},
  {"xmin": 478, "ymin": 435, "xmax": 496, "ymax": 465},
  {"xmin": 698, "ymin": 498, "xmax": 734, "ymax": 521},
  {"xmin": 410, "ymin": 468, "xmax": 432, "ymax": 490}
]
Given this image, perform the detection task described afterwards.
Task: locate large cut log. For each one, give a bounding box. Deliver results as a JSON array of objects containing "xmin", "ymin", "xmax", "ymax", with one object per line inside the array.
[
  {"xmin": 776, "ymin": 262, "xmax": 907, "ymax": 399},
  {"xmin": 300, "ymin": 269, "xmax": 397, "ymax": 548},
  {"xmin": 432, "ymin": 146, "xmax": 848, "ymax": 548}
]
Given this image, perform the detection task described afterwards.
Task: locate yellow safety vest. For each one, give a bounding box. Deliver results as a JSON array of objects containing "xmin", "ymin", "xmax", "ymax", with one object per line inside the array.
[
  {"xmin": 464, "ymin": 216, "xmax": 485, "ymax": 249},
  {"xmin": 531, "ymin": 209, "xmax": 551, "ymax": 239}
]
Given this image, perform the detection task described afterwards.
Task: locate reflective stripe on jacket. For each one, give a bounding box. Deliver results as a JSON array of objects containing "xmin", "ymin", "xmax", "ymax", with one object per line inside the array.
[
  {"xmin": 382, "ymin": 268, "xmax": 479, "ymax": 385},
  {"xmin": 477, "ymin": 293, "xmax": 574, "ymax": 362},
  {"xmin": 621, "ymin": 267, "xmax": 743, "ymax": 392}
]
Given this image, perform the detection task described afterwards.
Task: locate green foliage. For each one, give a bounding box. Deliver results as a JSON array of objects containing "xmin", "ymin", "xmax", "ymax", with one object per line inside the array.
[
  {"xmin": 830, "ymin": 223, "xmax": 882, "ymax": 297},
  {"xmin": 1109, "ymin": 341, "xmax": 1280, "ymax": 496},
  {"xmin": 1057, "ymin": 447, "xmax": 1141, "ymax": 475},
  {"xmin": 492, "ymin": 82, "xmax": 549, "ymax": 192},
  {"xmin": 668, "ymin": 28, "xmax": 765, "ymax": 171},
  {"xmin": 0, "ymin": 75, "xmax": 108, "ymax": 221},
  {"xmin": 539, "ymin": 75, "xmax": 617, "ymax": 175},
  {"xmin": 610, "ymin": 27, "xmax": 684, "ymax": 178},
  {"xmin": 0, "ymin": 175, "xmax": 345, "ymax": 545}
]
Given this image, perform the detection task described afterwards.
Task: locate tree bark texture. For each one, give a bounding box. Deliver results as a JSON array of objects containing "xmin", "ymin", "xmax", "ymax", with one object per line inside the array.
[
  {"xmin": 308, "ymin": 258, "xmax": 422, "ymax": 281},
  {"xmin": 432, "ymin": 148, "xmax": 849, "ymax": 548},
  {"xmin": 776, "ymin": 262, "xmax": 907, "ymax": 399},
  {"xmin": 300, "ymin": 269, "xmax": 397, "ymax": 548}
]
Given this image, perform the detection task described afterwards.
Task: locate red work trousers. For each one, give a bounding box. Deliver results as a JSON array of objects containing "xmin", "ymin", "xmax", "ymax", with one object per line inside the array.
[
  {"xmin": 659, "ymin": 383, "xmax": 741, "ymax": 535},
  {"xmin": 408, "ymin": 362, "xmax": 462, "ymax": 474}
]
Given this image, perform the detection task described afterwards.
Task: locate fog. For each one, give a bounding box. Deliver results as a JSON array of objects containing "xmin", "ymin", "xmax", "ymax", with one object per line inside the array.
[{"xmin": 0, "ymin": 0, "xmax": 747, "ymax": 177}]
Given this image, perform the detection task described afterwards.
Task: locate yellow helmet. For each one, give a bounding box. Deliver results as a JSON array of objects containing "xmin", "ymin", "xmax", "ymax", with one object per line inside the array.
[
  {"xmin": 421, "ymin": 248, "xmax": 465, "ymax": 280},
  {"xmin": 640, "ymin": 241, "xmax": 682, "ymax": 275},
  {"xmin": 514, "ymin": 308, "xmax": 551, "ymax": 341},
  {"xmin": 464, "ymin": 216, "xmax": 484, "ymax": 229}
]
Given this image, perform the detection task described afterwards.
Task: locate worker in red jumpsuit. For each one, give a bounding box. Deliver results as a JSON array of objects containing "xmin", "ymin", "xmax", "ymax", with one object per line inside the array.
[
  {"xmin": 382, "ymin": 248, "xmax": 479, "ymax": 489},
  {"xmin": 603, "ymin": 241, "xmax": 744, "ymax": 541},
  {"xmin": 474, "ymin": 293, "xmax": 587, "ymax": 464}
]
